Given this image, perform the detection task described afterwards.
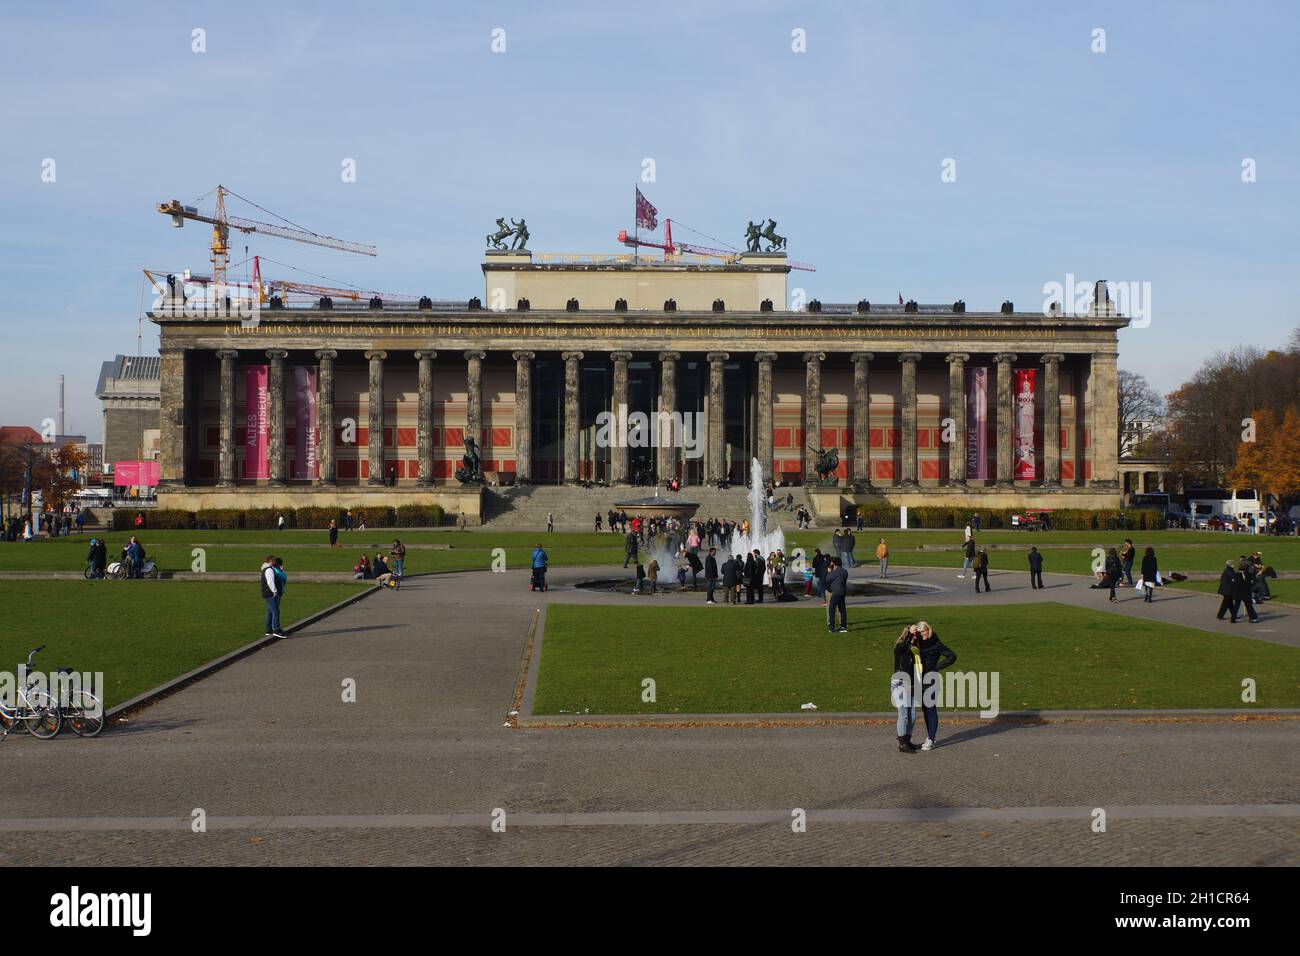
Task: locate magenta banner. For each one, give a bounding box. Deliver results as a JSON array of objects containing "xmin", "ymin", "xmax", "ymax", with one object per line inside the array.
[
  {"xmin": 966, "ymin": 366, "xmax": 988, "ymax": 480},
  {"xmin": 294, "ymin": 366, "xmax": 318, "ymax": 479},
  {"xmin": 1015, "ymin": 369, "xmax": 1037, "ymax": 480},
  {"xmin": 244, "ymin": 365, "xmax": 269, "ymax": 479},
  {"xmin": 113, "ymin": 460, "xmax": 160, "ymax": 487}
]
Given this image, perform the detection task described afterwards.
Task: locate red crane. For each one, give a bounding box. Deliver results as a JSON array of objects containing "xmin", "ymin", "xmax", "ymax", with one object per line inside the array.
[{"xmin": 618, "ymin": 219, "xmax": 815, "ymax": 271}]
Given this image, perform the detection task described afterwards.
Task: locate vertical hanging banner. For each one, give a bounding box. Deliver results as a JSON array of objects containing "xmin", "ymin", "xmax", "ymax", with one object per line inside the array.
[
  {"xmin": 1014, "ymin": 369, "xmax": 1037, "ymax": 480},
  {"xmin": 966, "ymin": 366, "xmax": 988, "ymax": 480},
  {"xmin": 294, "ymin": 366, "xmax": 319, "ymax": 479},
  {"xmin": 244, "ymin": 365, "xmax": 269, "ymax": 479}
]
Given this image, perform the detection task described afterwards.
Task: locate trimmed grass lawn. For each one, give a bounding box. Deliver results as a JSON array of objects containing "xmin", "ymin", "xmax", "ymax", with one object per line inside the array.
[
  {"xmin": 1168, "ymin": 578, "xmax": 1299, "ymax": 606},
  {"xmin": 3, "ymin": 529, "xmax": 1297, "ymax": 577},
  {"xmin": 532, "ymin": 602, "xmax": 1300, "ymax": 715},
  {"xmin": 0, "ymin": 581, "xmax": 365, "ymax": 710}
]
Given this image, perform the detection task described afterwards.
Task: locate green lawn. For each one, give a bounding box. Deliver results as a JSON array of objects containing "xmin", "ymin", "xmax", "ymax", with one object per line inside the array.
[
  {"xmin": 0, "ymin": 581, "xmax": 366, "ymax": 710},
  {"xmin": 1168, "ymin": 578, "xmax": 1300, "ymax": 606},
  {"xmin": 3, "ymin": 528, "xmax": 1297, "ymax": 577},
  {"xmin": 532, "ymin": 602, "xmax": 1300, "ymax": 715}
]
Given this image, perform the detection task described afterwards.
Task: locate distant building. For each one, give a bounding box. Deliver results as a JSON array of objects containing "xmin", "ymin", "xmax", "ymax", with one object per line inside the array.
[
  {"xmin": 0, "ymin": 425, "xmax": 44, "ymax": 447},
  {"xmin": 96, "ymin": 354, "xmax": 161, "ymax": 474}
]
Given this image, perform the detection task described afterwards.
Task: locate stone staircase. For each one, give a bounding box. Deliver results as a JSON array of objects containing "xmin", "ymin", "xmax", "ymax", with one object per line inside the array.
[{"xmin": 481, "ymin": 484, "xmax": 818, "ymax": 530}]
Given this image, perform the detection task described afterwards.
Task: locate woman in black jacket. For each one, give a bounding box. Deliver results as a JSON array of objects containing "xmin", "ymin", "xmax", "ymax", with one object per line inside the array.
[
  {"xmin": 892, "ymin": 625, "xmax": 922, "ymax": 753},
  {"xmin": 1139, "ymin": 547, "xmax": 1159, "ymax": 603},
  {"xmin": 1232, "ymin": 558, "xmax": 1260, "ymax": 624},
  {"xmin": 1215, "ymin": 561, "xmax": 1237, "ymax": 621},
  {"xmin": 915, "ymin": 622, "xmax": 957, "ymax": 751}
]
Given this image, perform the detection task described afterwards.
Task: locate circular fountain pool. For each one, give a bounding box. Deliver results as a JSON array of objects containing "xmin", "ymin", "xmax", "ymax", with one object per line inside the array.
[{"xmin": 573, "ymin": 577, "xmax": 934, "ymax": 598}]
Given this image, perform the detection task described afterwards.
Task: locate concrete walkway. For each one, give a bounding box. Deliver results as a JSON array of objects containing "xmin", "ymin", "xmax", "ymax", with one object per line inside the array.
[{"xmin": 0, "ymin": 562, "xmax": 1294, "ymax": 866}]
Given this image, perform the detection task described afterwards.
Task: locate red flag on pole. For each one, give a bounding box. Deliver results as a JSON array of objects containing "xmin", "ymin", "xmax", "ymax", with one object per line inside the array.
[{"xmin": 636, "ymin": 188, "xmax": 658, "ymax": 231}]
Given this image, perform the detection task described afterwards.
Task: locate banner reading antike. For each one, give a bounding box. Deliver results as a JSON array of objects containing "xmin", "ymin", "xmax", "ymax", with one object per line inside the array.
[
  {"xmin": 966, "ymin": 366, "xmax": 988, "ymax": 480},
  {"xmin": 294, "ymin": 366, "xmax": 318, "ymax": 480}
]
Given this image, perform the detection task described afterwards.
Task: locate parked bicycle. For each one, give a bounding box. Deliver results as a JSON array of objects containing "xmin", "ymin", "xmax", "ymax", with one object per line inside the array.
[
  {"xmin": 53, "ymin": 666, "xmax": 104, "ymax": 737},
  {"xmin": 0, "ymin": 646, "xmax": 62, "ymax": 741}
]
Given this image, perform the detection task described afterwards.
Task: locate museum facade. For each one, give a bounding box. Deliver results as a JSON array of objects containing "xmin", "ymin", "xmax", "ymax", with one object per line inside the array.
[{"xmin": 152, "ymin": 249, "xmax": 1127, "ymax": 520}]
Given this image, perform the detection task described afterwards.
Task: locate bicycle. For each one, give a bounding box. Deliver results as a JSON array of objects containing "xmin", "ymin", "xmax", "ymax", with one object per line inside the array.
[
  {"xmin": 0, "ymin": 646, "xmax": 62, "ymax": 741},
  {"xmin": 54, "ymin": 667, "xmax": 104, "ymax": 738}
]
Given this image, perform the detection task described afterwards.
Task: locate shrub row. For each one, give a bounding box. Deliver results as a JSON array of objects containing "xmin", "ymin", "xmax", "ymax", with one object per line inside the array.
[
  {"xmin": 113, "ymin": 504, "xmax": 445, "ymax": 531},
  {"xmin": 846, "ymin": 505, "xmax": 1164, "ymax": 532}
]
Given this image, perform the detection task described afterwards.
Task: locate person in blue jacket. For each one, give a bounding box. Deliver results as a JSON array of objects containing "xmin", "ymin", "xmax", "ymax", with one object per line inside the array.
[{"xmin": 531, "ymin": 544, "xmax": 549, "ymax": 591}]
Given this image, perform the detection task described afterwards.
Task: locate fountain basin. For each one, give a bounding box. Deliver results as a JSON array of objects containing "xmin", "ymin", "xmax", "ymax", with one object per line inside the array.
[{"xmin": 573, "ymin": 577, "xmax": 933, "ymax": 598}]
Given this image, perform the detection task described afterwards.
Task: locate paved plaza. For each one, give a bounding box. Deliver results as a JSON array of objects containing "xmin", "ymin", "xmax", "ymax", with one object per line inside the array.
[{"xmin": 1, "ymin": 566, "xmax": 1295, "ymax": 866}]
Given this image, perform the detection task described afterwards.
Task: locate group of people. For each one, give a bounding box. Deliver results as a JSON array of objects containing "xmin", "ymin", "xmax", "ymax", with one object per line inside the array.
[
  {"xmin": 84, "ymin": 534, "xmax": 146, "ymax": 578},
  {"xmin": 352, "ymin": 539, "xmax": 405, "ymax": 589},
  {"xmin": 891, "ymin": 621, "xmax": 958, "ymax": 753},
  {"xmin": 1092, "ymin": 538, "xmax": 1162, "ymax": 603},
  {"xmin": 1215, "ymin": 553, "xmax": 1273, "ymax": 623}
]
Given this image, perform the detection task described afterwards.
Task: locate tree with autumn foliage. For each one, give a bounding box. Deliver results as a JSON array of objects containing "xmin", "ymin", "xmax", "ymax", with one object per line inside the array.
[
  {"xmin": 33, "ymin": 442, "xmax": 89, "ymax": 514},
  {"xmin": 1227, "ymin": 406, "xmax": 1300, "ymax": 508}
]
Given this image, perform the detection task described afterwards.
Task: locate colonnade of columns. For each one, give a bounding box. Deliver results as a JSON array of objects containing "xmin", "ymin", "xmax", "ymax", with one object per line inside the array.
[{"xmin": 196, "ymin": 347, "xmax": 1118, "ymax": 489}]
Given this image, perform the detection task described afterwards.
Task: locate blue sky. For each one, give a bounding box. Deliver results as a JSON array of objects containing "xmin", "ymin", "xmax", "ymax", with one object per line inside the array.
[{"xmin": 2, "ymin": 0, "xmax": 1296, "ymax": 439}]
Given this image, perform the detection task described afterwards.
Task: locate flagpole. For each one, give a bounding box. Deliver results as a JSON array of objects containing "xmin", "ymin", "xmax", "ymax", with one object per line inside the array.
[{"xmin": 633, "ymin": 183, "xmax": 638, "ymax": 265}]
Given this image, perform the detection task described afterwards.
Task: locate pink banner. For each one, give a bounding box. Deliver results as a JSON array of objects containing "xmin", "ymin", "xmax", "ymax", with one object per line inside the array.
[
  {"xmin": 244, "ymin": 365, "xmax": 269, "ymax": 479},
  {"xmin": 294, "ymin": 366, "xmax": 318, "ymax": 480},
  {"xmin": 1015, "ymin": 369, "xmax": 1037, "ymax": 480},
  {"xmin": 112, "ymin": 461, "xmax": 160, "ymax": 487},
  {"xmin": 966, "ymin": 366, "xmax": 988, "ymax": 480}
]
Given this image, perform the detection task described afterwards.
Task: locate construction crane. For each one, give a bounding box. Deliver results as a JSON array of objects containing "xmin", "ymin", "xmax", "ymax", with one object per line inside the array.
[
  {"xmin": 157, "ymin": 184, "xmax": 376, "ymax": 295},
  {"xmin": 617, "ymin": 219, "xmax": 816, "ymax": 271}
]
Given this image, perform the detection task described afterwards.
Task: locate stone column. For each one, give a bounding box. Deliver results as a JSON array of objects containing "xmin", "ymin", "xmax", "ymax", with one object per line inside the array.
[
  {"xmin": 1090, "ymin": 352, "xmax": 1119, "ymax": 487},
  {"xmin": 266, "ymin": 349, "xmax": 288, "ymax": 486},
  {"xmin": 562, "ymin": 351, "xmax": 583, "ymax": 483},
  {"xmin": 512, "ymin": 351, "xmax": 534, "ymax": 484},
  {"xmin": 314, "ymin": 350, "xmax": 336, "ymax": 485},
  {"xmin": 610, "ymin": 351, "xmax": 633, "ymax": 484},
  {"xmin": 158, "ymin": 346, "xmax": 187, "ymax": 487},
  {"xmin": 851, "ymin": 352, "xmax": 872, "ymax": 487},
  {"xmin": 994, "ymin": 352, "xmax": 1018, "ymax": 485},
  {"xmin": 464, "ymin": 350, "xmax": 485, "ymax": 458},
  {"xmin": 802, "ymin": 352, "xmax": 825, "ymax": 483},
  {"xmin": 657, "ymin": 351, "xmax": 681, "ymax": 482},
  {"xmin": 755, "ymin": 352, "xmax": 777, "ymax": 482},
  {"xmin": 216, "ymin": 349, "xmax": 238, "ymax": 487},
  {"xmin": 707, "ymin": 352, "xmax": 729, "ymax": 483},
  {"xmin": 1041, "ymin": 353, "xmax": 1065, "ymax": 487},
  {"xmin": 898, "ymin": 353, "xmax": 922, "ymax": 486},
  {"xmin": 414, "ymin": 350, "xmax": 436, "ymax": 485},
  {"xmin": 365, "ymin": 350, "xmax": 386, "ymax": 486},
  {"xmin": 945, "ymin": 353, "xmax": 969, "ymax": 486}
]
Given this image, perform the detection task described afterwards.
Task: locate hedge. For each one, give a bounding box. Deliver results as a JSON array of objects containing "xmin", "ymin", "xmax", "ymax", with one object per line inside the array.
[
  {"xmin": 115, "ymin": 505, "xmax": 448, "ymax": 531},
  {"xmin": 846, "ymin": 505, "xmax": 1163, "ymax": 532}
]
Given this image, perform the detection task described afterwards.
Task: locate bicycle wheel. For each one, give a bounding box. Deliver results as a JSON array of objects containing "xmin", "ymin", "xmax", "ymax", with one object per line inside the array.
[
  {"xmin": 67, "ymin": 692, "xmax": 104, "ymax": 738},
  {"xmin": 22, "ymin": 692, "xmax": 61, "ymax": 739},
  {"xmin": 84, "ymin": 566, "xmax": 94, "ymax": 580}
]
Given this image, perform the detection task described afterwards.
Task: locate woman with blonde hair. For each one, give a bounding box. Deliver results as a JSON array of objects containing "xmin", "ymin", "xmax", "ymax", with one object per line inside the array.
[{"xmin": 914, "ymin": 621, "xmax": 957, "ymax": 750}]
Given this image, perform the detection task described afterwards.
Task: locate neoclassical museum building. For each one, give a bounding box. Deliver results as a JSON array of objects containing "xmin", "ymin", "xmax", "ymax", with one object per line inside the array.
[{"xmin": 152, "ymin": 248, "xmax": 1127, "ymax": 521}]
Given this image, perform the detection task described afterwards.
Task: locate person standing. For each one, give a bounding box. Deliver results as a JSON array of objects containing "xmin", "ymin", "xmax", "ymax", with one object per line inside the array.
[
  {"xmin": 963, "ymin": 521, "xmax": 972, "ymax": 543},
  {"xmin": 391, "ymin": 539, "xmax": 406, "ymax": 578},
  {"xmin": 546, "ymin": 512, "xmax": 554, "ymax": 533},
  {"xmin": 844, "ymin": 529, "xmax": 857, "ymax": 568},
  {"xmin": 743, "ymin": 551, "xmax": 757, "ymax": 604},
  {"xmin": 973, "ymin": 547, "xmax": 990, "ymax": 592},
  {"xmin": 594, "ymin": 513, "xmax": 602, "ymax": 532},
  {"xmin": 623, "ymin": 530, "xmax": 639, "ymax": 568},
  {"xmin": 328, "ymin": 519, "xmax": 339, "ymax": 548},
  {"xmin": 531, "ymin": 543, "xmax": 549, "ymax": 591},
  {"xmin": 1103, "ymin": 547, "xmax": 1122, "ymax": 603},
  {"xmin": 960, "ymin": 536, "xmax": 975, "ymax": 578},
  {"xmin": 1119, "ymin": 539, "xmax": 1136, "ymax": 586},
  {"xmin": 813, "ymin": 547, "xmax": 829, "ymax": 606},
  {"xmin": 750, "ymin": 548, "xmax": 766, "ymax": 603},
  {"xmin": 832, "ymin": 529, "xmax": 844, "ymax": 566},
  {"xmin": 260, "ymin": 555, "xmax": 286, "ymax": 639},
  {"xmin": 1215, "ymin": 561, "xmax": 1238, "ymax": 621},
  {"xmin": 75, "ymin": 510, "xmax": 85, "ymax": 534},
  {"xmin": 1027, "ymin": 546, "xmax": 1044, "ymax": 590},
  {"xmin": 875, "ymin": 537, "xmax": 889, "ymax": 578},
  {"xmin": 344, "ymin": 508, "xmax": 354, "ymax": 531},
  {"xmin": 1139, "ymin": 546, "xmax": 1158, "ymax": 603},
  {"xmin": 1233, "ymin": 557, "xmax": 1259, "ymax": 623},
  {"xmin": 704, "ymin": 547, "xmax": 719, "ymax": 604},
  {"xmin": 85, "ymin": 537, "xmax": 107, "ymax": 578},
  {"xmin": 646, "ymin": 559, "xmax": 660, "ymax": 595},
  {"xmin": 825, "ymin": 559, "xmax": 849, "ymax": 633},
  {"xmin": 720, "ymin": 552, "xmax": 737, "ymax": 604},
  {"xmin": 892, "ymin": 625, "xmax": 921, "ymax": 753},
  {"xmin": 972, "ymin": 513, "xmax": 981, "ymax": 533},
  {"xmin": 914, "ymin": 621, "xmax": 957, "ymax": 751},
  {"xmin": 277, "ymin": 513, "xmax": 285, "ymax": 531}
]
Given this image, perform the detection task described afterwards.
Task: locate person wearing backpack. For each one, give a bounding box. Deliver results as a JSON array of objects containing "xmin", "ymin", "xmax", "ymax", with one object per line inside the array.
[
  {"xmin": 260, "ymin": 555, "xmax": 286, "ymax": 639},
  {"xmin": 972, "ymin": 548, "xmax": 990, "ymax": 592}
]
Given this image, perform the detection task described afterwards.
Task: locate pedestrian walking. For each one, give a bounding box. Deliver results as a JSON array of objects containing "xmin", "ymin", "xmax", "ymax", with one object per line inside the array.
[
  {"xmin": 875, "ymin": 537, "xmax": 889, "ymax": 578},
  {"xmin": 547, "ymin": 512, "xmax": 554, "ymax": 533},
  {"xmin": 328, "ymin": 519, "xmax": 339, "ymax": 548},
  {"xmin": 825, "ymin": 558, "xmax": 848, "ymax": 633},
  {"xmin": 1028, "ymin": 546, "xmax": 1044, "ymax": 589},
  {"xmin": 1138, "ymin": 547, "xmax": 1158, "ymax": 602},
  {"xmin": 1232, "ymin": 557, "xmax": 1259, "ymax": 623},
  {"xmin": 1215, "ymin": 561, "xmax": 1238, "ymax": 622},
  {"xmin": 914, "ymin": 621, "xmax": 956, "ymax": 751},
  {"xmin": 973, "ymin": 548, "xmax": 990, "ymax": 592},
  {"xmin": 531, "ymin": 543, "xmax": 549, "ymax": 591},
  {"xmin": 623, "ymin": 530, "xmax": 639, "ymax": 568},
  {"xmin": 277, "ymin": 513, "xmax": 285, "ymax": 531},
  {"xmin": 1101, "ymin": 547, "xmax": 1122, "ymax": 603},
  {"xmin": 1120, "ymin": 539, "xmax": 1136, "ymax": 586},
  {"xmin": 390, "ymin": 539, "xmax": 406, "ymax": 578},
  {"xmin": 595, "ymin": 513, "xmax": 602, "ymax": 532},
  {"xmin": 960, "ymin": 536, "xmax": 975, "ymax": 578},
  {"xmin": 260, "ymin": 554, "xmax": 286, "ymax": 639},
  {"xmin": 344, "ymin": 509, "xmax": 354, "ymax": 531}
]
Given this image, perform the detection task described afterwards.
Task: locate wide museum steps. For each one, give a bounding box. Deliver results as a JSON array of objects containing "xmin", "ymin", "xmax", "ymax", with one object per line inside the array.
[{"xmin": 480, "ymin": 484, "xmax": 818, "ymax": 529}]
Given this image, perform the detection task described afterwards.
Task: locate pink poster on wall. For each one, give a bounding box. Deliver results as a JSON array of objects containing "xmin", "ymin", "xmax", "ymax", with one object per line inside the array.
[
  {"xmin": 113, "ymin": 461, "xmax": 160, "ymax": 486},
  {"xmin": 1014, "ymin": 369, "xmax": 1037, "ymax": 480},
  {"xmin": 244, "ymin": 365, "xmax": 269, "ymax": 479},
  {"xmin": 294, "ymin": 366, "xmax": 318, "ymax": 479},
  {"xmin": 966, "ymin": 366, "xmax": 988, "ymax": 480}
]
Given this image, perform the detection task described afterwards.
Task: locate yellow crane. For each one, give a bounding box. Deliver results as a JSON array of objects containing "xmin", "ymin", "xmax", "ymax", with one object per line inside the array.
[{"xmin": 157, "ymin": 184, "xmax": 376, "ymax": 296}]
